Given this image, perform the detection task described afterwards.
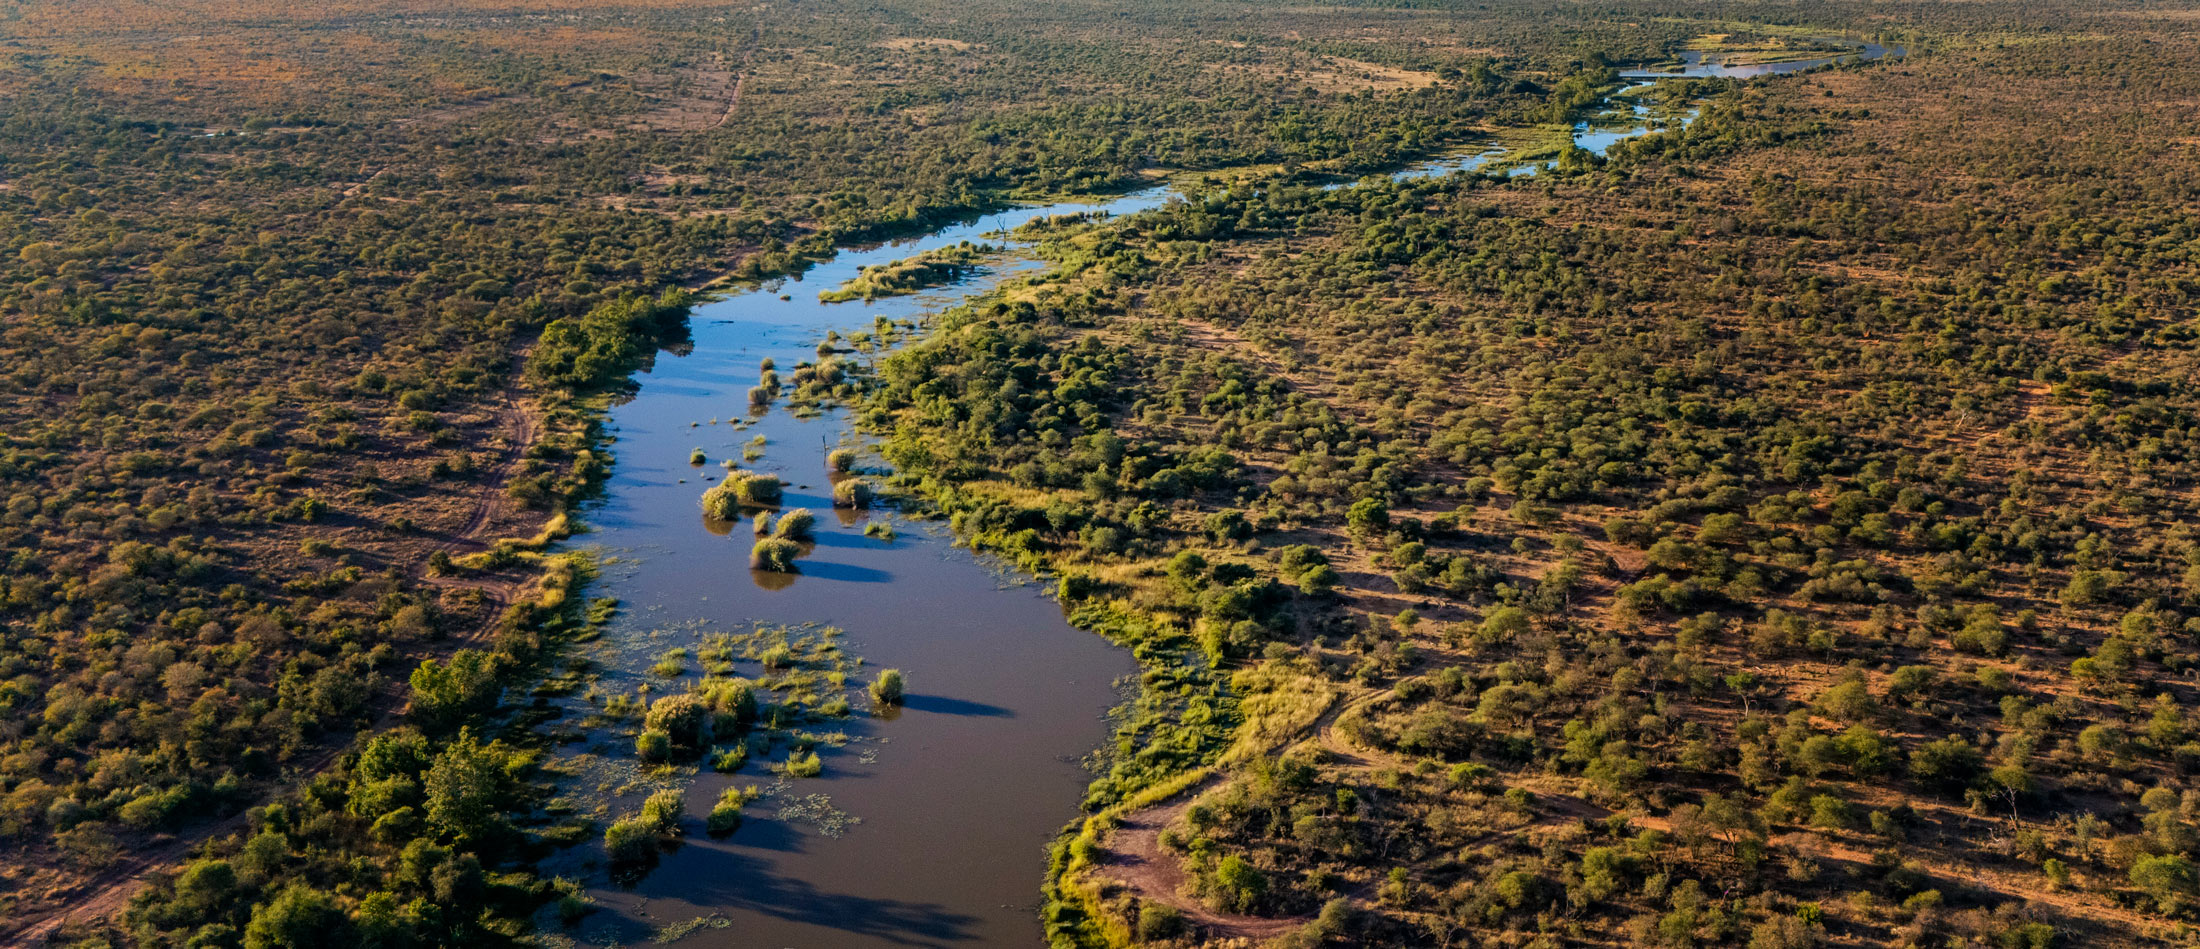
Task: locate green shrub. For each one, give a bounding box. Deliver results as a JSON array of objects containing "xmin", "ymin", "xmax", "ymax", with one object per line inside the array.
[
  {"xmin": 832, "ymin": 478, "xmax": 875, "ymax": 508},
  {"xmin": 827, "ymin": 448, "xmax": 856, "ymax": 472},
  {"xmin": 870, "ymin": 669, "xmax": 906, "ymax": 707},
  {"xmin": 751, "ymin": 537, "xmax": 801, "ymax": 571},
  {"xmin": 1136, "ymin": 903, "xmax": 1184, "ymax": 939},
  {"xmin": 707, "ymin": 795, "xmax": 745, "ymax": 836},
  {"xmin": 783, "ymin": 751, "xmax": 823, "ymax": 778},
  {"xmin": 604, "ymin": 817, "xmax": 655, "ymax": 864},
  {"xmin": 774, "ymin": 508, "xmax": 817, "ymax": 540},
  {"xmin": 636, "ymin": 729, "xmax": 671, "ymax": 763}
]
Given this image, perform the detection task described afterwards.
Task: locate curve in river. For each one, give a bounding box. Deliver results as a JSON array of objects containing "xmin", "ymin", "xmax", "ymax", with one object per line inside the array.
[{"xmin": 541, "ymin": 37, "xmax": 1901, "ymax": 949}]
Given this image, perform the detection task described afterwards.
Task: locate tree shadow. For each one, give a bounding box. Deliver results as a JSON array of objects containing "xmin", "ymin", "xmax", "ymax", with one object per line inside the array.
[
  {"xmin": 645, "ymin": 847, "xmax": 982, "ymax": 947},
  {"xmin": 797, "ymin": 560, "xmax": 893, "ymax": 583},
  {"xmin": 900, "ymin": 694, "xmax": 1014, "ymax": 718}
]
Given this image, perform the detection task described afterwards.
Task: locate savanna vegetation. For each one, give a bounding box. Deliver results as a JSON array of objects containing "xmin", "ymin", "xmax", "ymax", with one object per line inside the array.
[
  {"xmin": 5, "ymin": 0, "xmax": 2196, "ymax": 946},
  {"xmin": 852, "ymin": 8, "xmax": 2200, "ymax": 948}
]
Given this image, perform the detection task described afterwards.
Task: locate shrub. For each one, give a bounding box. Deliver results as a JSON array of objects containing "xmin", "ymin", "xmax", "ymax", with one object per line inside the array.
[
  {"xmin": 1136, "ymin": 903, "xmax": 1185, "ymax": 939},
  {"xmin": 604, "ymin": 817, "xmax": 655, "ymax": 864},
  {"xmin": 636, "ymin": 729, "xmax": 672, "ymax": 763},
  {"xmin": 783, "ymin": 751, "xmax": 823, "ymax": 778},
  {"xmin": 644, "ymin": 694, "xmax": 713, "ymax": 751},
  {"xmin": 700, "ymin": 482, "xmax": 742, "ymax": 521},
  {"xmin": 751, "ymin": 538, "xmax": 801, "ymax": 571},
  {"xmin": 870, "ymin": 669, "xmax": 906, "ymax": 707},
  {"xmin": 706, "ymin": 792, "xmax": 745, "ymax": 836},
  {"xmin": 774, "ymin": 508, "xmax": 817, "ymax": 540},
  {"xmin": 827, "ymin": 448, "xmax": 855, "ymax": 472},
  {"xmin": 711, "ymin": 745, "xmax": 748, "ymax": 773},
  {"xmin": 639, "ymin": 789, "xmax": 684, "ymax": 835},
  {"xmin": 832, "ymin": 478, "xmax": 875, "ymax": 508}
]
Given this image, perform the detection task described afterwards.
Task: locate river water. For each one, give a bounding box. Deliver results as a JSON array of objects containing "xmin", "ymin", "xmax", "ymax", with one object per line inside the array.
[{"xmin": 543, "ymin": 38, "xmax": 1899, "ymax": 949}]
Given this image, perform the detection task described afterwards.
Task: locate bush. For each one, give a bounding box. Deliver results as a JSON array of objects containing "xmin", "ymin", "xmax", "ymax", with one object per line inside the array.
[
  {"xmin": 783, "ymin": 751, "xmax": 823, "ymax": 778},
  {"xmin": 706, "ymin": 792, "xmax": 745, "ymax": 836},
  {"xmin": 1136, "ymin": 903, "xmax": 1185, "ymax": 939},
  {"xmin": 604, "ymin": 817, "xmax": 655, "ymax": 864},
  {"xmin": 751, "ymin": 538, "xmax": 801, "ymax": 571},
  {"xmin": 827, "ymin": 448, "xmax": 856, "ymax": 472},
  {"xmin": 636, "ymin": 729, "xmax": 672, "ymax": 763},
  {"xmin": 871, "ymin": 668, "xmax": 906, "ymax": 707},
  {"xmin": 700, "ymin": 481, "xmax": 742, "ymax": 521},
  {"xmin": 833, "ymin": 478, "xmax": 875, "ymax": 508},
  {"xmin": 644, "ymin": 694, "xmax": 713, "ymax": 751},
  {"xmin": 774, "ymin": 508, "xmax": 817, "ymax": 540},
  {"xmin": 639, "ymin": 789, "xmax": 684, "ymax": 835}
]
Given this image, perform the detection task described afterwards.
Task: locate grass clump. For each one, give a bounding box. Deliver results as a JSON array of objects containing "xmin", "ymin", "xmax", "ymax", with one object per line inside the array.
[
  {"xmin": 774, "ymin": 508, "xmax": 817, "ymax": 540},
  {"xmin": 706, "ymin": 788, "xmax": 752, "ymax": 836},
  {"xmin": 781, "ymin": 750, "xmax": 824, "ymax": 778},
  {"xmin": 702, "ymin": 470, "xmax": 783, "ymax": 516},
  {"xmin": 827, "ymin": 448, "xmax": 856, "ymax": 472},
  {"xmin": 832, "ymin": 478, "xmax": 875, "ymax": 509},
  {"xmin": 869, "ymin": 669, "xmax": 905, "ymax": 707},
  {"xmin": 605, "ymin": 788, "xmax": 685, "ymax": 864},
  {"xmin": 751, "ymin": 537, "xmax": 801, "ymax": 572}
]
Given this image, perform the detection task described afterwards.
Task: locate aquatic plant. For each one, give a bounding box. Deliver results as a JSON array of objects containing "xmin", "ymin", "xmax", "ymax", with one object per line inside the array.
[
  {"xmin": 604, "ymin": 816, "xmax": 656, "ymax": 864},
  {"xmin": 750, "ymin": 537, "xmax": 800, "ymax": 572},
  {"xmin": 644, "ymin": 693, "xmax": 713, "ymax": 751},
  {"xmin": 832, "ymin": 478, "xmax": 875, "ymax": 509},
  {"xmin": 706, "ymin": 792, "xmax": 745, "ymax": 836},
  {"xmin": 703, "ymin": 471, "xmax": 783, "ymax": 519},
  {"xmin": 774, "ymin": 508, "xmax": 817, "ymax": 540},
  {"xmin": 648, "ymin": 647, "xmax": 687, "ymax": 679},
  {"xmin": 782, "ymin": 750, "xmax": 823, "ymax": 778},
  {"xmin": 869, "ymin": 669, "xmax": 906, "ymax": 707},
  {"xmin": 699, "ymin": 481, "xmax": 742, "ymax": 521}
]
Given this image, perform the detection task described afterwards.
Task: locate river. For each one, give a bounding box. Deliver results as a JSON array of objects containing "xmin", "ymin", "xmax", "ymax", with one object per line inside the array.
[{"xmin": 541, "ymin": 37, "xmax": 1901, "ymax": 949}]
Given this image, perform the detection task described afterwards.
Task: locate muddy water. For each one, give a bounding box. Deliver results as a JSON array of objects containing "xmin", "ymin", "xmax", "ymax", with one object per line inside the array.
[{"xmin": 544, "ymin": 39, "xmax": 1902, "ymax": 949}]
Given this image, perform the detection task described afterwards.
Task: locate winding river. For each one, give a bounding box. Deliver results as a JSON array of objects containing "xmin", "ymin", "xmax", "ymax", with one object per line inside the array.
[{"xmin": 542, "ymin": 38, "xmax": 1901, "ymax": 949}]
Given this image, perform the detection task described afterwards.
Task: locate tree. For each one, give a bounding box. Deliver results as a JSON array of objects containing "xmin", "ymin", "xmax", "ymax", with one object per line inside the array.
[
  {"xmin": 408, "ymin": 650, "xmax": 501, "ymax": 733},
  {"xmin": 2131, "ymin": 854, "xmax": 2199, "ymax": 914},
  {"xmin": 423, "ymin": 729, "xmax": 510, "ymax": 848},
  {"xmin": 1346, "ymin": 497, "xmax": 1389, "ymax": 538},
  {"xmin": 244, "ymin": 885, "xmax": 352, "ymax": 949}
]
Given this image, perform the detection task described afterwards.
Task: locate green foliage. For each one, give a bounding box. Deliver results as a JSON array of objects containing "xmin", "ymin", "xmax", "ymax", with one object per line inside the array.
[
  {"xmin": 751, "ymin": 537, "xmax": 802, "ymax": 572},
  {"xmin": 871, "ymin": 669, "xmax": 907, "ymax": 707}
]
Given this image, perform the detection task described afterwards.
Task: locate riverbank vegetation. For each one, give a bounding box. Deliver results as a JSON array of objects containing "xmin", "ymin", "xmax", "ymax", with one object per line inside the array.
[
  {"xmin": 6, "ymin": 0, "xmax": 2196, "ymax": 945},
  {"xmin": 857, "ymin": 15, "xmax": 2200, "ymax": 949}
]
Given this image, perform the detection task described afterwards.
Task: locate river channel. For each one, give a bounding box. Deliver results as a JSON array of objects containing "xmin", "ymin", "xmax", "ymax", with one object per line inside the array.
[{"xmin": 542, "ymin": 38, "xmax": 1901, "ymax": 949}]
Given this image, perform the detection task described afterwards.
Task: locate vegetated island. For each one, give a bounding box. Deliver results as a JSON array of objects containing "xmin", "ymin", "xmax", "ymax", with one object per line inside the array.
[{"xmin": 818, "ymin": 241, "xmax": 997, "ymax": 302}]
